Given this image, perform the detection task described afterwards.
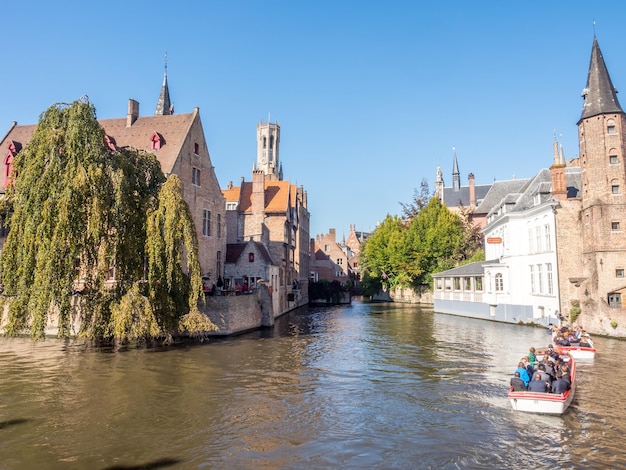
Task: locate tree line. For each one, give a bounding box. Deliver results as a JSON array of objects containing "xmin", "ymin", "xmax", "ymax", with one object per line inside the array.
[{"xmin": 359, "ymin": 181, "xmax": 484, "ymax": 296}]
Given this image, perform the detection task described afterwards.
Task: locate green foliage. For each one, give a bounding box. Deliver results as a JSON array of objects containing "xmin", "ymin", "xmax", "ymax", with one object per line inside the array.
[
  {"xmin": 361, "ymin": 197, "xmax": 481, "ymax": 291},
  {"xmin": 0, "ymin": 99, "xmax": 212, "ymax": 342},
  {"xmin": 569, "ymin": 299, "xmax": 581, "ymax": 323}
]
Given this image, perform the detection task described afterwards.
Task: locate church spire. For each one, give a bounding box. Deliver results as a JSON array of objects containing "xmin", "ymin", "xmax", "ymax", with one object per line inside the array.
[
  {"xmin": 579, "ymin": 36, "xmax": 623, "ymax": 123},
  {"xmin": 155, "ymin": 53, "xmax": 173, "ymax": 116},
  {"xmin": 452, "ymin": 147, "xmax": 460, "ymax": 191}
]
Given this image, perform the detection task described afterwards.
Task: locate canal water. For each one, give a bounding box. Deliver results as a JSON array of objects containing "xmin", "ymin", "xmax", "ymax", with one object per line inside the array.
[{"xmin": 0, "ymin": 301, "xmax": 624, "ymax": 469}]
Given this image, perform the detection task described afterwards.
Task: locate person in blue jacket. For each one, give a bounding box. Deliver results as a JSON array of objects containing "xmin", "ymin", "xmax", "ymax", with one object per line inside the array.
[{"xmin": 515, "ymin": 361, "xmax": 531, "ymax": 386}]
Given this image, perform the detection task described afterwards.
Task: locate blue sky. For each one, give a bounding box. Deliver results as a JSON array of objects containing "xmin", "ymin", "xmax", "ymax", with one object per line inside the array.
[{"xmin": 3, "ymin": 1, "xmax": 626, "ymax": 238}]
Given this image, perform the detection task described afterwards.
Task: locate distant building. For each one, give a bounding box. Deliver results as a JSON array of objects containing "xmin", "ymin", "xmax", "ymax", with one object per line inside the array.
[
  {"xmin": 310, "ymin": 225, "xmax": 370, "ymax": 285},
  {"xmin": 222, "ymin": 120, "xmax": 310, "ymax": 313}
]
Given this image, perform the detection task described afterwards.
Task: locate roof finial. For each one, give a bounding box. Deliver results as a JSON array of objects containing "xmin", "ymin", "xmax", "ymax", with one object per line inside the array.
[
  {"xmin": 164, "ymin": 51, "xmax": 168, "ymax": 73},
  {"xmin": 593, "ymin": 19, "xmax": 596, "ymax": 37}
]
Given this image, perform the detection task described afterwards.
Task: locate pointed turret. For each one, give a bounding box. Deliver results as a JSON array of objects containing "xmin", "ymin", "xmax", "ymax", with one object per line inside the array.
[
  {"xmin": 579, "ymin": 36, "xmax": 623, "ymax": 123},
  {"xmin": 155, "ymin": 58, "xmax": 172, "ymax": 116}
]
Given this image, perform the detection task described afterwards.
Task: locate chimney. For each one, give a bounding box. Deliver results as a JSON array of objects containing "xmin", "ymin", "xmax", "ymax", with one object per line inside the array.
[
  {"xmin": 468, "ymin": 173, "xmax": 476, "ymax": 209},
  {"xmin": 127, "ymin": 99, "xmax": 139, "ymax": 127},
  {"xmin": 329, "ymin": 228, "xmax": 336, "ymax": 241}
]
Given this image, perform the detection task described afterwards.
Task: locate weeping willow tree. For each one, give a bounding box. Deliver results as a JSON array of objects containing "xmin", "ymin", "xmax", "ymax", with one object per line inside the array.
[{"xmin": 0, "ymin": 98, "xmax": 215, "ymax": 342}]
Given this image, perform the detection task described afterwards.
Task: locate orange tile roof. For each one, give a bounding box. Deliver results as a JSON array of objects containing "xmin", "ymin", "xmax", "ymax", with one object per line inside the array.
[{"xmin": 229, "ymin": 179, "xmax": 292, "ymax": 213}]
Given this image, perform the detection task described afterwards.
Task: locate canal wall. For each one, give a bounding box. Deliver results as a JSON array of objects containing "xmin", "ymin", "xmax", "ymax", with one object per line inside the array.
[{"xmin": 0, "ymin": 284, "xmax": 308, "ymax": 338}]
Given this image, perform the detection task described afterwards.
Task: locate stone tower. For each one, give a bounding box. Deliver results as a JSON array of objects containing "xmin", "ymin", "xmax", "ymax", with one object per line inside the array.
[
  {"xmin": 257, "ymin": 120, "xmax": 282, "ymax": 181},
  {"xmin": 577, "ymin": 35, "xmax": 626, "ymax": 309}
]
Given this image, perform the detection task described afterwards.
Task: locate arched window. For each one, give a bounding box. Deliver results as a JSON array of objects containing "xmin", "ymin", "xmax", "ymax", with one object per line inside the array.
[
  {"xmin": 269, "ymin": 135, "xmax": 274, "ymax": 149},
  {"xmin": 263, "ymin": 137, "xmax": 267, "ymax": 149},
  {"xmin": 607, "ymin": 119, "xmax": 616, "ymax": 135},
  {"xmin": 611, "ymin": 179, "xmax": 620, "ymax": 194},
  {"xmin": 609, "ymin": 148, "xmax": 619, "ymax": 164}
]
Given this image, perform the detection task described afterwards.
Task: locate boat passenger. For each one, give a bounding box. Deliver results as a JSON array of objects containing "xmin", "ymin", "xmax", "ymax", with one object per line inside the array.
[
  {"xmin": 560, "ymin": 365, "xmax": 571, "ymax": 385},
  {"xmin": 527, "ymin": 373, "xmax": 549, "ymax": 393},
  {"xmin": 510, "ymin": 371, "xmax": 527, "ymax": 391},
  {"xmin": 535, "ymin": 363, "xmax": 551, "ymax": 383},
  {"xmin": 551, "ymin": 371, "xmax": 570, "ymax": 394},
  {"xmin": 515, "ymin": 362, "xmax": 531, "ymax": 387},
  {"xmin": 528, "ymin": 347, "xmax": 537, "ymax": 367}
]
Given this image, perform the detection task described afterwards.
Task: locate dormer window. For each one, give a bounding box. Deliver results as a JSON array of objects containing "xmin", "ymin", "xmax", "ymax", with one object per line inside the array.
[
  {"xmin": 4, "ymin": 141, "xmax": 20, "ymax": 188},
  {"xmin": 151, "ymin": 132, "xmax": 163, "ymax": 150},
  {"xmin": 105, "ymin": 135, "xmax": 117, "ymax": 151}
]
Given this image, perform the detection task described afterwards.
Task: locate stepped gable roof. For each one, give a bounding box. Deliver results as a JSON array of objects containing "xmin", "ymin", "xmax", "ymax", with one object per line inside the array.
[
  {"xmin": 579, "ymin": 36, "xmax": 624, "ymax": 122},
  {"xmin": 99, "ymin": 111, "xmax": 196, "ymax": 174},
  {"xmin": 225, "ymin": 241, "xmax": 274, "ymax": 265},
  {"xmin": 474, "ymin": 179, "xmax": 529, "ymax": 215},
  {"xmin": 432, "ymin": 259, "xmax": 499, "ymax": 277},
  {"xmin": 237, "ymin": 180, "xmax": 291, "ymax": 213},
  {"xmin": 441, "ymin": 183, "xmax": 492, "ymax": 209}
]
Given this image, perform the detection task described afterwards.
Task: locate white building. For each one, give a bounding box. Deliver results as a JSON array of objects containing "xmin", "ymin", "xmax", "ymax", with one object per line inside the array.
[{"xmin": 434, "ymin": 151, "xmax": 581, "ymax": 327}]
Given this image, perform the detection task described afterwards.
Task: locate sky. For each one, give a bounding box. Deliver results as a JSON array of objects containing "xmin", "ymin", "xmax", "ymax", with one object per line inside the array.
[{"xmin": 3, "ymin": 1, "xmax": 626, "ymax": 238}]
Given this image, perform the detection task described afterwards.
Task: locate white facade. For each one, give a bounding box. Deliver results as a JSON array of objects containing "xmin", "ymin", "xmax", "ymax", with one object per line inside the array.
[
  {"xmin": 482, "ymin": 199, "xmax": 561, "ymax": 324},
  {"xmin": 434, "ymin": 168, "xmax": 564, "ymax": 327}
]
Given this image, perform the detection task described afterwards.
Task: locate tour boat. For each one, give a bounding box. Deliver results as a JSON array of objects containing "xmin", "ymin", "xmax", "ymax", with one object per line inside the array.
[
  {"xmin": 508, "ymin": 353, "xmax": 576, "ymax": 415},
  {"xmin": 551, "ymin": 332, "xmax": 596, "ymax": 359}
]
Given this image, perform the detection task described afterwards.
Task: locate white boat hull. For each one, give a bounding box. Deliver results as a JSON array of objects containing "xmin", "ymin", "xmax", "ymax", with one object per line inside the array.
[
  {"xmin": 558, "ymin": 346, "xmax": 595, "ymax": 360},
  {"xmin": 508, "ymin": 383, "xmax": 575, "ymax": 415}
]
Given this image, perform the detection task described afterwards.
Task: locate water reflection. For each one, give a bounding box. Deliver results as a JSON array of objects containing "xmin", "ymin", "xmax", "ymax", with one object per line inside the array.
[{"xmin": 0, "ymin": 301, "xmax": 624, "ymax": 469}]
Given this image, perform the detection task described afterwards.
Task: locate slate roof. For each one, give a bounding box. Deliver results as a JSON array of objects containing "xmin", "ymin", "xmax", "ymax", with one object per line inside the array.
[
  {"xmin": 580, "ymin": 36, "xmax": 624, "ymax": 122},
  {"xmin": 441, "ymin": 184, "xmax": 492, "ymax": 209},
  {"xmin": 474, "ymin": 179, "xmax": 530, "ymax": 215},
  {"xmin": 432, "ymin": 259, "xmax": 500, "ymax": 277},
  {"xmin": 225, "ymin": 241, "xmax": 274, "ymax": 265}
]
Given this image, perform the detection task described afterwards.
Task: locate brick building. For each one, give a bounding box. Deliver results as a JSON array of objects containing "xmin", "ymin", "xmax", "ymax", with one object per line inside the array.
[
  {"xmin": 222, "ymin": 120, "xmax": 310, "ymax": 313},
  {"xmin": 0, "ymin": 68, "xmax": 227, "ymax": 284}
]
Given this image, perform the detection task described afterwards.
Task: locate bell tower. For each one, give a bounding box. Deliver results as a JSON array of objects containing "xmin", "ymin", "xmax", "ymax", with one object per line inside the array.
[{"xmin": 257, "ymin": 120, "xmax": 281, "ymax": 181}]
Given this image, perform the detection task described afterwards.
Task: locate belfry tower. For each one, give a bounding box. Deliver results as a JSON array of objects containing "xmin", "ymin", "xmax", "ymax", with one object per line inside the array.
[
  {"xmin": 256, "ymin": 120, "xmax": 281, "ymax": 181},
  {"xmin": 577, "ymin": 35, "xmax": 626, "ymax": 308}
]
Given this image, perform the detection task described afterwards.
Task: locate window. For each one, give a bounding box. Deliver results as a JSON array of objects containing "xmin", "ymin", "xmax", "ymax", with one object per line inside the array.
[
  {"xmin": 530, "ymin": 265, "xmax": 535, "ymax": 294},
  {"xmin": 436, "ymin": 278, "xmax": 443, "ymax": 290},
  {"xmin": 248, "ymin": 253, "xmax": 254, "ymax": 263},
  {"xmin": 151, "ymin": 132, "xmax": 162, "ymax": 150},
  {"xmin": 537, "ymin": 264, "xmax": 544, "ymax": 294},
  {"xmin": 610, "ymin": 154, "xmax": 618, "ymax": 164},
  {"xmin": 337, "ymin": 258, "xmax": 343, "ymax": 265},
  {"xmin": 474, "ymin": 276, "xmax": 483, "ymax": 291},
  {"xmin": 203, "ymin": 210, "xmax": 211, "ymax": 236},
  {"xmin": 454, "ymin": 277, "xmax": 461, "ymax": 290},
  {"xmin": 609, "ymin": 293, "xmax": 622, "ymax": 308},
  {"xmin": 216, "ymin": 251, "xmax": 221, "ymax": 279},
  {"xmin": 607, "ymin": 119, "xmax": 616, "ymax": 134},
  {"xmin": 546, "ymin": 263, "xmax": 553, "ymax": 295},
  {"xmin": 269, "ymin": 136, "xmax": 274, "ymax": 149},
  {"xmin": 217, "ymin": 214, "xmax": 221, "ymax": 239},
  {"xmin": 324, "ymin": 245, "xmax": 330, "ymax": 252},
  {"xmin": 226, "ymin": 202, "xmax": 237, "ymax": 210},
  {"xmin": 528, "ymin": 228, "xmax": 534, "ymax": 253},
  {"xmin": 263, "ymin": 137, "xmax": 267, "ymax": 149},
  {"xmin": 495, "ymin": 273, "xmax": 503, "ymax": 292},
  {"xmin": 194, "ymin": 143, "xmax": 199, "ymax": 155},
  {"xmin": 192, "ymin": 167, "xmax": 201, "ymax": 186},
  {"xmin": 464, "ymin": 277, "xmax": 472, "ymax": 291},
  {"xmin": 544, "ymin": 224, "xmax": 551, "ymax": 251},
  {"xmin": 612, "ymin": 182, "xmax": 620, "ymax": 194},
  {"xmin": 535, "ymin": 226, "xmax": 542, "ymax": 252},
  {"xmin": 616, "ymin": 269, "xmax": 624, "ymax": 278},
  {"xmin": 612, "ymin": 221, "xmax": 621, "ymax": 231}
]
